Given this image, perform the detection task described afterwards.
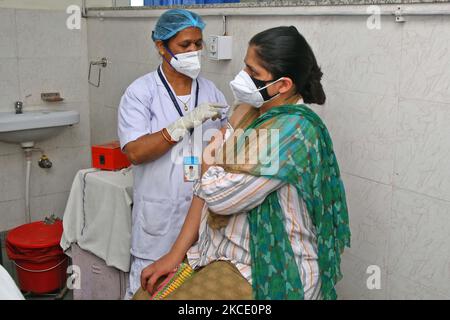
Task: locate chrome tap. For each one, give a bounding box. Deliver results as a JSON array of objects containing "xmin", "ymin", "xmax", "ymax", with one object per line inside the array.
[{"xmin": 15, "ymin": 101, "xmax": 23, "ymax": 114}]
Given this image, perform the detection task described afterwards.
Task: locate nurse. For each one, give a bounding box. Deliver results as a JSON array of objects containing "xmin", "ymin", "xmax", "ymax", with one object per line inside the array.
[
  {"xmin": 0, "ymin": 265, "xmax": 25, "ymax": 300},
  {"xmin": 117, "ymin": 9, "xmax": 228, "ymax": 299}
]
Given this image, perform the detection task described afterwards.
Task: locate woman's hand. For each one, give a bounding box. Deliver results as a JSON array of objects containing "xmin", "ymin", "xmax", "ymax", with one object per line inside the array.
[
  {"xmin": 139, "ymin": 196, "xmax": 205, "ymax": 295},
  {"xmin": 140, "ymin": 252, "xmax": 182, "ymax": 294}
]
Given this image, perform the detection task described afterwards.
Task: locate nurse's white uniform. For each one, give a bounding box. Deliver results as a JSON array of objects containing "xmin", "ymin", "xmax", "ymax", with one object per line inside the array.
[
  {"xmin": 118, "ymin": 66, "xmax": 228, "ymax": 298},
  {"xmin": 0, "ymin": 265, "xmax": 25, "ymax": 300}
]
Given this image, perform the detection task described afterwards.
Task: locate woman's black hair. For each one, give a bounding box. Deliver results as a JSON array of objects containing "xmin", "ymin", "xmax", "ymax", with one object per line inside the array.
[
  {"xmin": 162, "ymin": 38, "xmax": 171, "ymax": 48},
  {"xmin": 249, "ymin": 26, "xmax": 326, "ymax": 105}
]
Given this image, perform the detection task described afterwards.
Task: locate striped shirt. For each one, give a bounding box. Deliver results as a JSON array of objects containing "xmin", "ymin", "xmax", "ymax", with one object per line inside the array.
[{"xmin": 187, "ymin": 129, "xmax": 322, "ymax": 299}]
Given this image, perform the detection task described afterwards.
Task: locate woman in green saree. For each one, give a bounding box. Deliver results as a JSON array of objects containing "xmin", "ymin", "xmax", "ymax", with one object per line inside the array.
[{"xmin": 136, "ymin": 26, "xmax": 351, "ymax": 300}]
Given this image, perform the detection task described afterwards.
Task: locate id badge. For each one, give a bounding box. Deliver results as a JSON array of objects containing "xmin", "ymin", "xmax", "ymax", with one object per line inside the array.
[{"xmin": 183, "ymin": 156, "xmax": 200, "ymax": 182}]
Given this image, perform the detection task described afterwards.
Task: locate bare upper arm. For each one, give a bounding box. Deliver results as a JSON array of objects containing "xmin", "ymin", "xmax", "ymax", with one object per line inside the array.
[{"xmin": 228, "ymin": 103, "xmax": 255, "ymax": 129}]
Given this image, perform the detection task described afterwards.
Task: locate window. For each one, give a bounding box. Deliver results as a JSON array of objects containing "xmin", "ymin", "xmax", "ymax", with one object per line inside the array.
[
  {"xmin": 142, "ymin": 1, "xmax": 240, "ymax": 5},
  {"xmin": 131, "ymin": 0, "xmax": 144, "ymax": 6}
]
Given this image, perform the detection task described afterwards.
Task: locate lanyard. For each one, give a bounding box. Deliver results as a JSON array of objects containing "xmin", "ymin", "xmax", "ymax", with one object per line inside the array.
[{"xmin": 157, "ymin": 66, "xmax": 199, "ymax": 118}]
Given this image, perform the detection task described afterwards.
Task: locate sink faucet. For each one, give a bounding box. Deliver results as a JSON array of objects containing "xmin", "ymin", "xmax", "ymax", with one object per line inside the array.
[{"xmin": 15, "ymin": 101, "xmax": 23, "ymax": 114}]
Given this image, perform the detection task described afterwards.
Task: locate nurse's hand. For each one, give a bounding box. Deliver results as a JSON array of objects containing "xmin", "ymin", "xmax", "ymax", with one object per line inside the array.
[
  {"xmin": 166, "ymin": 102, "xmax": 227, "ymax": 142},
  {"xmin": 140, "ymin": 252, "xmax": 181, "ymax": 294}
]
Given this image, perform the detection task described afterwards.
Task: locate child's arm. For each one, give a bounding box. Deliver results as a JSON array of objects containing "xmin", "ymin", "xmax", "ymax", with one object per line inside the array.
[{"xmin": 140, "ymin": 195, "xmax": 205, "ymax": 294}]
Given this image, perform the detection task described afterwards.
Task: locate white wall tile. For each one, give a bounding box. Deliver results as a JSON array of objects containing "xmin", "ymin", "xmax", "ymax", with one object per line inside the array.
[
  {"xmin": 336, "ymin": 174, "xmax": 392, "ymax": 299},
  {"xmin": 0, "ymin": 8, "xmax": 90, "ymax": 236},
  {"xmin": 0, "ymin": 58, "xmax": 20, "ymax": 112},
  {"xmin": 16, "ymin": 9, "xmax": 84, "ymax": 58},
  {"xmin": 307, "ymin": 103, "xmax": 326, "ymax": 120},
  {"xmin": 30, "ymin": 146, "xmax": 91, "ymax": 197},
  {"xmin": 323, "ymin": 89, "xmax": 398, "ymax": 184},
  {"xmin": 80, "ymin": 18, "xmax": 88, "ymax": 64},
  {"xmin": 37, "ymin": 101, "xmax": 91, "ymax": 150},
  {"xmin": 336, "ymin": 252, "xmax": 388, "ymax": 300},
  {"xmin": 0, "ymin": 0, "xmax": 111, "ymax": 10},
  {"xmin": 86, "ymin": 18, "xmax": 105, "ymax": 62},
  {"xmin": 399, "ymin": 16, "xmax": 450, "ymax": 104},
  {"xmin": 0, "ymin": 142, "xmax": 21, "ymax": 156},
  {"xmin": 88, "ymin": 80, "xmax": 105, "ymax": 108},
  {"xmin": 388, "ymin": 273, "xmax": 450, "ymax": 300},
  {"xmin": 201, "ymin": 55, "xmax": 234, "ymax": 79},
  {"xmin": 311, "ymin": 16, "xmax": 402, "ymax": 98},
  {"xmin": 100, "ymin": 61, "xmax": 152, "ymax": 109},
  {"xmin": 394, "ymin": 98, "xmax": 450, "ymax": 201},
  {"xmin": 200, "ymin": 15, "xmax": 237, "ymax": 77},
  {"xmin": 94, "ymin": 18, "xmax": 156, "ymax": 64},
  {"xmin": 30, "ymin": 191, "xmax": 70, "ymax": 222},
  {"xmin": 0, "ymin": 152, "xmax": 24, "ymax": 202},
  {"xmin": 86, "ymin": 19, "xmax": 110, "ymax": 107},
  {"xmin": 0, "ymin": 198, "xmax": 26, "ymax": 232},
  {"xmin": 341, "ymin": 173, "xmax": 392, "ymax": 270},
  {"xmin": 90, "ymin": 104, "xmax": 118, "ymax": 146},
  {"xmin": 18, "ymin": 57, "xmax": 89, "ymax": 106},
  {"xmin": 0, "ymin": 9, "xmax": 17, "ymax": 58},
  {"xmin": 101, "ymin": 61, "xmax": 140, "ymax": 109},
  {"xmin": 388, "ymin": 189, "xmax": 450, "ymax": 298},
  {"xmin": 201, "ymin": 71, "xmax": 234, "ymax": 106}
]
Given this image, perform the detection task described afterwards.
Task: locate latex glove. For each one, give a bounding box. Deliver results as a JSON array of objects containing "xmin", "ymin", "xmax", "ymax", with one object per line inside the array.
[{"xmin": 166, "ymin": 102, "xmax": 227, "ymax": 142}]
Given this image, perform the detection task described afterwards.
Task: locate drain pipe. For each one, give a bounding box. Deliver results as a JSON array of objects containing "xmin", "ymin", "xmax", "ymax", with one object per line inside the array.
[
  {"xmin": 85, "ymin": 4, "xmax": 450, "ymax": 19},
  {"xmin": 24, "ymin": 148, "xmax": 32, "ymax": 224},
  {"xmin": 21, "ymin": 143, "xmax": 52, "ymax": 224}
]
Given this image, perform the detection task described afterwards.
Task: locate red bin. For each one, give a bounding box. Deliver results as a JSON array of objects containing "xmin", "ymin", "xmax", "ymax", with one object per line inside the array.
[
  {"xmin": 91, "ymin": 140, "xmax": 131, "ymax": 171},
  {"xmin": 6, "ymin": 219, "xmax": 68, "ymax": 294}
]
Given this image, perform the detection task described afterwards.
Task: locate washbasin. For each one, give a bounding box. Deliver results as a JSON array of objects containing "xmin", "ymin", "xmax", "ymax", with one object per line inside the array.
[{"xmin": 0, "ymin": 110, "xmax": 80, "ymax": 147}]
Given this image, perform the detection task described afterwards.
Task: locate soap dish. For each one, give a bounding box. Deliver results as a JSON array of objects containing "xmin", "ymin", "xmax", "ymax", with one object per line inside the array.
[{"xmin": 41, "ymin": 92, "xmax": 64, "ymax": 102}]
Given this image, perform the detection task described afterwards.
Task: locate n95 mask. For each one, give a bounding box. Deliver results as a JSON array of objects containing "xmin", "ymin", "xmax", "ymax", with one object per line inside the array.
[
  {"xmin": 166, "ymin": 49, "xmax": 202, "ymax": 79},
  {"xmin": 229, "ymin": 70, "xmax": 283, "ymax": 108}
]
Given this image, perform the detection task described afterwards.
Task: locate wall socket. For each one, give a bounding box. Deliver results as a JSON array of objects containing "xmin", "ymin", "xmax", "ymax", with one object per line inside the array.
[{"xmin": 207, "ymin": 35, "xmax": 233, "ymax": 61}]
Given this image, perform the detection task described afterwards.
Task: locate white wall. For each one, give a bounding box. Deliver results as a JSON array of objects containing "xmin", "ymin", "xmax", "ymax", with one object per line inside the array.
[
  {"xmin": 0, "ymin": 0, "xmax": 116, "ymax": 10},
  {"xmin": 86, "ymin": 6, "xmax": 450, "ymax": 300},
  {"xmin": 0, "ymin": 8, "xmax": 91, "ymax": 230}
]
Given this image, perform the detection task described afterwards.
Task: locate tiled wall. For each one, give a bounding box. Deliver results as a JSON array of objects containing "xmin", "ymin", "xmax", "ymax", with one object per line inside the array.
[
  {"xmin": 0, "ymin": 0, "xmax": 115, "ymax": 10},
  {"xmin": 0, "ymin": 8, "xmax": 91, "ymax": 231},
  {"xmin": 87, "ymin": 7, "xmax": 450, "ymax": 299}
]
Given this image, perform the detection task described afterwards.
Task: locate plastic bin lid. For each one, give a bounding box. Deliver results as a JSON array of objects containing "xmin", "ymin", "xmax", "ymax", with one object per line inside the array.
[
  {"xmin": 6, "ymin": 220, "xmax": 63, "ymax": 249},
  {"xmin": 93, "ymin": 140, "xmax": 120, "ymax": 149}
]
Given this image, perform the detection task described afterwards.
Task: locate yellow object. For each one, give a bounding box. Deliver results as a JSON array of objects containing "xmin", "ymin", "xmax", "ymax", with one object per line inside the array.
[{"xmin": 151, "ymin": 263, "xmax": 195, "ymax": 300}]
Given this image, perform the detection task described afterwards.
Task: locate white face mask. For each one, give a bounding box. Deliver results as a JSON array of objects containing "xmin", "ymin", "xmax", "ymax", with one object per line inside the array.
[
  {"xmin": 167, "ymin": 50, "xmax": 202, "ymax": 79},
  {"xmin": 229, "ymin": 70, "xmax": 283, "ymax": 108}
]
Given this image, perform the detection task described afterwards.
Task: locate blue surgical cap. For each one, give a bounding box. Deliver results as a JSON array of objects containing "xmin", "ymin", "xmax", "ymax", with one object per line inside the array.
[{"xmin": 152, "ymin": 9, "xmax": 206, "ymax": 42}]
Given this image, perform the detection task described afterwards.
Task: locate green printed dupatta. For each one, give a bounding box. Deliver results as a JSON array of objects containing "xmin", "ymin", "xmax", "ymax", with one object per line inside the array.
[{"xmin": 215, "ymin": 104, "xmax": 351, "ymax": 300}]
